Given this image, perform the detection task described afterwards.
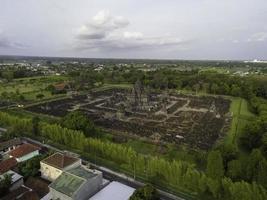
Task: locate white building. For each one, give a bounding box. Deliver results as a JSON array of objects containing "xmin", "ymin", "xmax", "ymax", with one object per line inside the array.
[
  {"xmin": 89, "ymin": 181, "xmax": 135, "ymax": 200},
  {"xmin": 49, "ymin": 166, "xmax": 103, "ymax": 200},
  {"xmin": 40, "ymin": 152, "xmax": 81, "ymax": 182}
]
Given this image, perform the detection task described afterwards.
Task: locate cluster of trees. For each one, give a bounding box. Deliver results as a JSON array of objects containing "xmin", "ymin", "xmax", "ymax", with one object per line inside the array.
[
  {"xmin": 0, "ymin": 174, "xmax": 11, "ymax": 197},
  {"xmin": 1, "ymin": 111, "xmax": 267, "ymax": 199},
  {"xmin": 205, "ymin": 146, "xmax": 267, "ymax": 197},
  {"xmin": 238, "ymin": 120, "xmax": 267, "ymax": 152},
  {"xmin": 68, "ymin": 67, "xmax": 267, "ymax": 104},
  {"xmin": 68, "ymin": 69, "xmax": 104, "ymax": 90},
  {"xmin": 61, "ymin": 111, "xmax": 99, "ymax": 137},
  {"xmin": 130, "ymin": 184, "xmax": 160, "ymax": 200},
  {"xmin": 0, "ymin": 68, "xmax": 42, "ymax": 81},
  {"xmin": 0, "ymin": 90, "xmax": 25, "ymax": 102},
  {"xmin": 0, "ymin": 112, "xmax": 33, "ymax": 135},
  {"xmin": 18, "ymin": 154, "xmax": 47, "ymax": 179}
]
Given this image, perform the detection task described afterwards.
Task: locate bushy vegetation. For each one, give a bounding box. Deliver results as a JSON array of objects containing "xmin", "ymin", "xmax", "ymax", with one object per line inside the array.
[
  {"xmin": 130, "ymin": 184, "xmax": 160, "ymax": 200},
  {"xmin": 1, "ymin": 111, "xmax": 267, "ymax": 199},
  {"xmin": 0, "ymin": 174, "xmax": 11, "ymax": 197},
  {"xmin": 18, "ymin": 155, "xmax": 47, "ymax": 179},
  {"xmin": 2, "ymin": 61, "xmax": 267, "ymax": 199}
]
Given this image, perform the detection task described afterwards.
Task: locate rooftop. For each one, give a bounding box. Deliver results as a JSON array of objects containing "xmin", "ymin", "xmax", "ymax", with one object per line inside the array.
[
  {"xmin": 49, "ymin": 171, "xmax": 85, "ymax": 197},
  {"xmin": 41, "ymin": 152, "xmax": 80, "ymax": 169},
  {"xmin": 67, "ymin": 166, "xmax": 97, "ymax": 180},
  {"xmin": 49, "ymin": 166, "xmax": 97, "ymax": 197},
  {"xmin": 0, "ymin": 138, "xmax": 21, "ymax": 151},
  {"xmin": 9, "ymin": 143, "xmax": 40, "ymax": 158},
  {"xmin": 54, "ymin": 82, "xmax": 69, "ymax": 90},
  {"xmin": 4, "ymin": 170, "xmax": 23, "ymax": 184},
  {"xmin": 1, "ymin": 186, "xmax": 29, "ymax": 200},
  {"xmin": 0, "ymin": 157, "xmax": 17, "ymax": 174},
  {"xmin": 90, "ymin": 181, "xmax": 135, "ymax": 200}
]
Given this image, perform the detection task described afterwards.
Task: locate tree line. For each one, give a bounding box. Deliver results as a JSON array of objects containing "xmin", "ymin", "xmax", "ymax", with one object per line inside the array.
[{"xmin": 1, "ymin": 111, "xmax": 267, "ymax": 200}]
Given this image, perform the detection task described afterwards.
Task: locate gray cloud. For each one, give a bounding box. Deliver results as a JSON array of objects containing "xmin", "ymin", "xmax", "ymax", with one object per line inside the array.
[
  {"xmin": 0, "ymin": 31, "xmax": 28, "ymax": 49},
  {"xmin": 1, "ymin": 0, "xmax": 267, "ymax": 59},
  {"xmin": 77, "ymin": 32, "xmax": 106, "ymax": 40},
  {"xmin": 74, "ymin": 10, "xmax": 186, "ymax": 52},
  {"xmin": 247, "ymin": 32, "xmax": 267, "ymax": 42}
]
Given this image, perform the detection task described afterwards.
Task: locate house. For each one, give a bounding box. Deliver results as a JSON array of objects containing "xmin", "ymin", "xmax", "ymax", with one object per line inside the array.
[
  {"xmin": 90, "ymin": 181, "xmax": 135, "ymax": 200},
  {"xmin": 0, "ymin": 170, "xmax": 24, "ymax": 191},
  {"xmin": 9, "ymin": 143, "xmax": 40, "ymax": 162},
  {"xmin": 0, "ymin": 138, "xmax": 22, "ymax": 155},
  {"xmin": 0, "ymin": 157, "xmax": 17, "ymax": 174},
  {"xmin": 40, "ymin": 152, "xmax": 81, "ymax": 181},
  {"xmin": 49, "ymin": 166, "xmax": 103, "ymax": 200}
]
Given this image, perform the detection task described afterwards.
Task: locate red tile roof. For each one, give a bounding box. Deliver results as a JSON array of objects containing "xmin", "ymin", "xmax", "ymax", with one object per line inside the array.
[
  {"xmin": 0, "ymin": 157, "xmax": 17, "ymax": 174},
  {"xmin": 9, "ymin": 143, "xmax": 40, "ymax": 158},
  {"xmin": 54, "ymin": 83, "xmax": 68, "ymax": 90},
  {"xmin": 41, "ymin": 152, "xmax": 79, "ymax": 169}
]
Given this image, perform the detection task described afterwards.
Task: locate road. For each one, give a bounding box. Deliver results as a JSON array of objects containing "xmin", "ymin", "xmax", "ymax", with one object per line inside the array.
[{"xmin": 22, "ymin": 137, "xmax": 185, "ymax": 200}]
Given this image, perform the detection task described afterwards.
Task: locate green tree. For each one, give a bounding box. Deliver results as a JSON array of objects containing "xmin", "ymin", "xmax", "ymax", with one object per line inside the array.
[
  {"xmin": 227, "ymin": 160, "xmax": 243, "ymax": 181},
  {"xmin": 245, "ymin": 149, "xmax": 263, "ymax": 182},
  {"xmin": 61, "ymin": 111, "xmax": 97, "ymax": 137},
  {"xmin": 32, "ymin": 116, "xmax": 40, "ymax": 136},
  {"xmin": 18, "ymin": 155, "xmax": 46, "ymax": 179},
  {"xmin": 257, "ymin": 159, "xmax": 267, "ymax": 188},
  {"xmin": 130, "ymin": 184, "xmax": 160, "ymax": 200},
  {"xmin": 238, "ymin": 121, "xmax": 263, "ymax": 151},
  {"xmin": 1, "ymin": 71, "xmax": 14, "ymax": 82},
  {"xmin": 0, "ymin": 174, "xmax": 12, "ymax": 196},
  {"xmin": 206, "ymin": 150, "xmax": 224, "ymax": 179},
  {"xmin": 36, "ymin": 93, "xmax": 45, "ymax": 100}
]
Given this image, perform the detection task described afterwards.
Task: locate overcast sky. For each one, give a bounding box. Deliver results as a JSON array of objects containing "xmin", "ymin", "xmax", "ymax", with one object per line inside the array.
[{"xmin": 0, "ymin": 0, "xmax": 267, "ymax": 60}]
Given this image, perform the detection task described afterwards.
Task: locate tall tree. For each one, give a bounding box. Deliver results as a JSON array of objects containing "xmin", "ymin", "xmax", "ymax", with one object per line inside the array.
[
  {"xmin": 61, "ymin": 111, "xmax": 97, "ymax": 137},
  {"xmin": 206, "ymin": 150, "xmax": 224, "ymax": 179}
]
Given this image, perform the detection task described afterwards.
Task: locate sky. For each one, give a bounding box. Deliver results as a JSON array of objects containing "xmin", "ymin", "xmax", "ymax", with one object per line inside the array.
[{"xmin": 0, "ymin": 0, "xmax": 267, "ymax": 60}]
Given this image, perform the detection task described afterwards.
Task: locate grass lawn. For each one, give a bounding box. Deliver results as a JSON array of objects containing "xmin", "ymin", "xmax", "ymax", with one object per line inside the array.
[
  {"xmin": 0, "ymin": 75, "xmax": 69, "ymax": 102},
  {"xmin": 226, "ymin": 97, "xmax": 255, "ymax": 146},
  {"xmin": 125, "ymin": 139, "xmax": 203, "ymax": 167},
  {"xmin": 126, "ymin": 139, "xmax": 157, "ymax": 155}
]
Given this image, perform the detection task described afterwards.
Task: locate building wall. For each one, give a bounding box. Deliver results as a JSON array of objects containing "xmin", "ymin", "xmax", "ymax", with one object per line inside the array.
[
  {"xmin": 64, "ymin": 159, "xmax": 81, "ymax": 171},
  {"xmin": 41, "ymin": 162, "xmax": 63, "ymax": 182},
  {"xmin": 41, "ymin": 159, "xmax": 81, "ymax": 182},
  {"xmin": 16, "ymin": 150, "xmax": 39, "ymax": 162},
  {"xmin": 74, "ymin": 173, "xmax": 103, "ymax": 200},
  {"xmin": 49, "ymin": 187, "xmax": 73, "ymax": 200}
]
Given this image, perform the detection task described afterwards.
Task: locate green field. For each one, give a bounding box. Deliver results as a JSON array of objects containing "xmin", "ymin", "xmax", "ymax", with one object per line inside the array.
[
  {"xmin": 226, "ymin": 97, "xmax": 255, "ymax": 146},
  {"xmin": 0, "ymin": 75, "xmax": 69, "ymax": 102}
]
